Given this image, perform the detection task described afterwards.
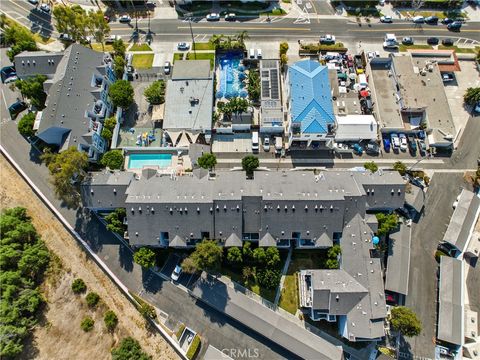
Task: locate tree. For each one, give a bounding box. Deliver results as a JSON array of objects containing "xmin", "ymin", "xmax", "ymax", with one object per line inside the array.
[
  {"xmin": 247, "ymin": 69, "xmax": 260, "ymax": 102},
  {"xmin": 40, "ymin": 147, "xmax": 88, "ymax": 208},
  {"xmin": 87, "ymin": 10, "xmax": 110, "ymax": 49},
  {"xmin": 464, "ymin": 87, "xmax": 480, "ymax": 106},
  {"xmin": 393, "ymin": 161, "xmax": 407, "ymax": 176},
  {"xmin": 111, "ymin": 337, "xmax": 152, "ymax": 360},
  {"xmin": 364, "ymin": 161, "xmax": 378, "ymax": 173},
  {"xmin": 109, "ymin": 80, "xmax": 134, "ymax": 109},
  {"xmin": 242, "ymin": 266, "xmax": 254, "ymax": 282},
  {"xmin": 14, "ymin": 75, "xmax": 48, "ymax": 109},
  {"xmin": 112, "ymin": 38, "xmax": 126, "ymax": 58},
  {"xmin": 85, "ymin": 292, "xmax": 100, "ymax": 307},
  {"xmin": 256, "ymin": 268, "xmax": 281, "ymax": 289},
  {"xmin": 226, "ymin": 247, "xmax": 243, "ymax": 266},
  {"xmin": 376, "ymin": 213, "xmax": 399, "ymax": 236},
  {"xmin": 325, "ymin": 244, "xmax": 341, "ymax": 269},
  {"xmin": 53, "ymin": 5, "xmax": 89, "ymax": 42},
  {"xmin": 105, "ymin": 208, "xmax": 127, "ymax": 234},
  {"xmin": 17, "ymin": 112, "xmax": 36, "ymax": 138},
  {"xmin": 17, "ymin": 242, "xmax": 50, "ymax": 279},
  {"xmin": 101, "ymin": 150, "xmax": 124, "ymax": 170},
  {"xmin": 242, "ymin": 241, "xmax": 253, "ymax": 261},
  {"xmin": 72, "ymin": 278, "xmax": 87, "ymax": 294},
  {"xmin": 265, "ymin": 247, "xmax": 281, "ymax": 268},
  {"xmin": 390, "ymin": 306, "xmax": 422, "ymax": 337},
  {"xmin": 187, "ymin": 240, "xmax": 223, "ymax": 272},
  {"xmin": 242, "ymin": 155, "xmax": 259, "ymax": 178},
  {"xmin": 143, "ymin": 80, "xmax": 165, "ymax": 105},
  {"xmin": 197, "ymin": 153, "xmax": 217, "ymax": 170},
  {"xmin": 80, "ymin": 316, "xmax": 95, "ymax": 332},
  {"xmin": 113, "ymin": 55, "xmax": 126, "ymax": 79},
  {"xmin": 104, "ymin": 310, "xmax": 118, "ymax": 331},
  {"xmin": 133, "ymin": 248, "xmax": 156, "ymax": 269},
  {"xmin": 180, "ymin": 257, "xmax": 197, "ymax": 274},
  {"xmin": 101, "ymin": 116, "xmax": 117, "ymax": 142},
  {"xmin": 280, "ymin": 42, "xmax": 289, "ymax": 55},
  {"xmin": 4, "ymin": 25, "xmax": 38, "ymax": 62},
  {"xmin": 236, "ymin": 30, "xmax": 249, "ymax": 48},
  {"xmin": 252, "ymin": 247, "xmax": 266, "ymax": 265},
  {"xmin": 280, "ymin": 53, "xmax": 288, "ymax": 67}
]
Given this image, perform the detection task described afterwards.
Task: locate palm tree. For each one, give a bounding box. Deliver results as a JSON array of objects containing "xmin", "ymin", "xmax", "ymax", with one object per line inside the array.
[
  {"xmin": 236, "ymin": 31, "xmax": 249, "ymax": 49},
  {"xmin": 209, "ymin": 34, "xmax": 224, "ymax": 50}
]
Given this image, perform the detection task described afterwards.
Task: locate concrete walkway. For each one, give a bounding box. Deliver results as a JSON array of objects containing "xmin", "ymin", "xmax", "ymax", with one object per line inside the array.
[{"xmin": 274, "ymin": 246, "xmax": 293, "ymax": 306}]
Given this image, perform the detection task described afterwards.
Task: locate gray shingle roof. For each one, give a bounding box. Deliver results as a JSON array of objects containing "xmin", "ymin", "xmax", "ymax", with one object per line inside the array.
[
  {"xmin": 443, "ymin": 189, "xmax": 480, "ymax": 253},
  {"xmin": 385, "ymin": 224, "xmax": 411, "ymax": 295},
  {"xmin": 14, "ymin": 50, "xmax": 64, "ymax": 79},
  {"xmin": 259, "ymin": 232, "xmax": 276, "ymax": 247},
  {"xmin": 438, "ymin": 256, "xmax": 464, "ymax": 345},
  {"xmin": 81, "ymin": 170, "xmax": 134, "ymax": 209},
  {"xmin": 171, "ymin": 60, "xmax": 211, "ymax": 80},
  {"xmin": 225, "ymin": 233, "xmax": 242, "ymax": 247}
]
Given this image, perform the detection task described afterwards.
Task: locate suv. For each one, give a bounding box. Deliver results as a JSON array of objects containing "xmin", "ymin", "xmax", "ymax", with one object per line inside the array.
[
  {"xmin": 8, "ymin": 100, "xmax": 27, "ymax": 119},
  {"xmin": 225, "ymin": 13, "xmax": 236, "ymax": 21},
  {"xmin": 177, "ymin": 42, "xmax": 189, "ymax": 50},
  {"xmin": 442, "ymin": 38, "xmax": 454, "ymax": 46},
  {"xmin": 427, "ymin": 37, "xmax": 439, "ymax": 45},
  {"xmin": 366, "ymin": 142, "xmax": 380, "ymax": 155},
  {"xmin": 206, "ymin": 13, "xmax": 220, "ymax": 21},
  {"xmin": 425, "ymin": 16, "xmax": 438, "ymax": 24},
  {"xmin": 164, "ymin": 61, "xmax": 171, "ymax": 75},
  {"xmin": 59, "ymin": 33, "xmax": 74, "ymax": 42},
  {"xmin": 320, "ymin": 34, "xmax": 336, "ymax": 44},
  {"xmin": 1, "ymin": 66, "xmax": 16, "ymax": 83},
  {"xmin": 447, "ymin": 21, "xmax": 462, "ymax": 30},
  {"xmin": 407, "ymin": 134, "xmax": 417, "ymax": 154},
  {"xmin": 402, "ymin": 37, "xmax": 414, "ymax": 45}
]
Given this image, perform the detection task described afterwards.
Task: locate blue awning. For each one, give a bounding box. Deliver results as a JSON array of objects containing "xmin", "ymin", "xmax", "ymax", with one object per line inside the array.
[{"xmin": 36, "ymin": 126, "xmax": 71, "ymax": 147}]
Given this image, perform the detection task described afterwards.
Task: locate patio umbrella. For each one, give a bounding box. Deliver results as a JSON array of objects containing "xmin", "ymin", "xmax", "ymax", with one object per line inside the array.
[{"xmin": 372, "ymin": 236, "xmax": 380, "ymax": 245}]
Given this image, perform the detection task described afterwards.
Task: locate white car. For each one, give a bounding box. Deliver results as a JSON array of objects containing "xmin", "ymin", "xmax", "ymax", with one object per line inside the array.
[
  {"xmin": 391, "ymin": 133, "xmax": 400, "ymax": 150},
  {"xmin": 263, "ymin": 137, "xmax": 270, "ymax": 152},
  {"xmin": 119, "ymin": 15, "xmax": 132, "ymax": 23},
  {"xmin": 39, "ymin": 3, "xmax": 50, "ymax": 12},
  {"xmin": 380, "ymin": 16, "xmax": 393, "ymax": 23},
  {"xmin": 412, "ymin": 16, "xmax": 425, "ymax": 23},
  {"xmin": 399, "ymin": 133, "xmax": 408, "ymax": 151},
  {"xmin": 28, "ymin": 0, "xmax": 39, "ymax": 4},
  {"xmin": 171, "ymin": 265, "xmax": 182, "ymax": 281},
  {"xmin": 177, "ymin": 42, "xmax": 190, "ymax": 50},
  {"xmin": 164, "ymin": 61, "xmax": 171, "ymax": 75},
  {"xmin": 105, "ymin": 35, "xmax": 121, "ymax": 44},
  {"xmin": 320, "ymin": 34, "xmax": 336, "ymax": 44},
  {"xmin": 452, "ymin": 194, "xmax": 461, "ymax": 209},
  {"xmin": 206, "ymin": 13, "xmax": 220, "ymax": 21},
  {"xmin": 4, "ymin": 76, "xmax": 18, "ymax": 84}
]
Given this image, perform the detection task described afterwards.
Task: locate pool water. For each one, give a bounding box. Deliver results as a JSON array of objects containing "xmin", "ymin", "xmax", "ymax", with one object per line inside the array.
[
  {"xmin": 217, "ymin": 54, "xmax": 247, "ymax": 99},
  {"xmin": 128, "ymin": 153, "xmax": 172, "ymax": 169}
]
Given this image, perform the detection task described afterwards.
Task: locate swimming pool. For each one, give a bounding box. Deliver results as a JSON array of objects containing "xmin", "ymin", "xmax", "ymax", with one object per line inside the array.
[
  {"xmin": 127, "ymin": 153, "xmax": 172, "ymax": 169},
  {"xmin": 216, "ymin": 53, "xmax": 247, "ymax": 99}
]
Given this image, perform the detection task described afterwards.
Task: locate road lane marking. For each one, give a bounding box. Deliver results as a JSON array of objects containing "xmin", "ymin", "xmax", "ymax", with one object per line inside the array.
[
  {"xmin": 177, "ymin": 25, "xmax": 311, "ymax": 31},
  {"xmin": 349, "ymin": 27, "xmax": 480, "ymax": 33}
]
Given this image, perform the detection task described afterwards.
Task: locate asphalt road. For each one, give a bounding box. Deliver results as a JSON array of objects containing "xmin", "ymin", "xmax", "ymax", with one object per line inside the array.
[
  {"xmin": 2, "ymin": 0, "xmax": 480, "ymax": 43},
  {"xmin": 402, "ymin": 172, "xmax": 473, "ymax": 359}
]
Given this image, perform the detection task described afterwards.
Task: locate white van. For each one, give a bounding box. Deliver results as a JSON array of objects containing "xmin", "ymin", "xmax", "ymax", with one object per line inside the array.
[
  {"xmin": 249, "ymin": 49, "xmax": 255, "ymax": 59},
  {"xmin": 252, "ymin": 131, "xmax": 259, "ymax": 152},
  {"xmin": 275, "ymin": 137, "xmax": 282, "ymax": 155},
  {"xmin": 256, "ymin": 49, "xmax": 262, "ymax": 59},
  {"xmin": 358, "ymin": 74, "xmax": 368, "ymax": 88}
]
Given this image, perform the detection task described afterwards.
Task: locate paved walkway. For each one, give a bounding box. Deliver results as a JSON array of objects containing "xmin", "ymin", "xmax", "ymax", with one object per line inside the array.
[{"xmin": 274, "ymin": 246, "xmax": 293, "ymax": 306}]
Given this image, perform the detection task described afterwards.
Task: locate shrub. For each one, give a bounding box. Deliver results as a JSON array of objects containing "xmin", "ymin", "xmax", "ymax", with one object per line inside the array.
[
  {"xmin": 109, "ymin": 80, "xmax": 134, "ymax": 109},
  {"xmin": 17, "ymin": 112, "xmax": 36, "ymax": 137},
  {"xmin": 364, "ymin": 161, "xmax": 378, "ymax": 173},
  {"xmin": 242, "ymin": 155, "xmax": 259, "ymax": 177},
  {"xmin": 256, "ymin": 268, "xmax": 281, "ymax": 289},
  {"xmin": 85, "ymin": 292, "xmax": 100, "ymax": 307},
  {"xmin": 133, "ymin": 247, "xmax": 156, "ymax": 269},
  {"xmin": 390, "ymin": 306, "xmax": 422, "ymax": 337},
  {"xmin": 80, "ymin": 316, "xmax": 95, "ymax": 332},
  {"xmin": 176, "ymin": 324, "xmax": 186, "ymax": 339},
  {"xmin": 100, "ymin": 150, "xmax": 124, "ymax": 170},
  {"xmin": 111, "ymin": 337, "xmax": 151, "ymax": 360},
  {"xmin": 143, "ymin": 80, "xmax": 165, "ymax": 105},
  {"xmin": 71, "ymin": 278, "xmax": 86, "ymax": 294},
  {"xmin": 226, "ymin": 247, "xmax": 243, "ymax": 265},
  {"xmin": 280, "ymin": 42, "xmax": 289, "ymax": 55},
  {"xmin": 186, "ymin": 335, "xmax": 201, "ymax": 360},
  {"xmin": 104, "ymin": 310, "xmax": 118, "ymax": 331}
]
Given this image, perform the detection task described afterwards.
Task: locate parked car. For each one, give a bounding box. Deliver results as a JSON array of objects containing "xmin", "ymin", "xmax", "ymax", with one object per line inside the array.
[
  {"xmin": 320, "ymin": 34, "xmax": 336, "ymax": 44},
  {"xmin": 441, "ymin": 17, "xmax": 454, "ymax": 25},
  {"xmin": 8, "ymin": 100, "xmax": 27, "ymax": 119},
  {"xmin": 1, "ymin": 66, "xmax": 16, "ymax": 83},
  {"xmin": 383, "ymin": 138, "xmax": 391, "ymax": 152},
  {"xmin": 164, "ymin": 61, "xmax": 171, "ymax": 75},
  {"xmin": 425, "ymin": 16, "xmax": 438, "ymax": 24},
  {"xmin": 399, "ymin": 133, "xmax": 408, "ymax": 152},
  {"xmin": 438, "ymin": 242, "xmax": 457, "ymax": 257},
  {"xmin": 442, "ymin": 38, "xmax": 454, "ymax": 46},
  {"xmin": 206, "ymin": 13, "xmax": 220, "ymax": 21},
  {"xmin": 225, "ymin": 13, "xmax": 236, "ymax": 21},
  {"xmin": 380, "ymin": 15, "xmax": 393, "ymax": 23},
  {"xmin": 402, "ymin": 37, "xmax": 414, "ymax": 45},
  {"xmin": 352, "ymin": 143, "xmax": 364, "ymax": 155},
  {"xmin": 4, "ymin": 75, "xmax": 18, "ymax": 84},
  {"xmin": 390, "ymin": 133, "xmax": 400, "ymax": 150},
  {"xmin": 28, "ymin": 0, "xmax": 39, "ymax": 4},
  {"xmin": 418, "ymin": 139, "xmax": 427, "ymax": 156},
  {"xmin": 366, "ymin": 141, "xmax": 380, "ymax": 155},
  {"xmin": 367, "ymin": 51, "xmax": 380, "ymax": 59},
  {"xmin": 39, "ymin": 3, "xmax": 50, "ymax": 13},
  {"xmin": 177, "ymin": 42, "xmax": 189, "ymax": 50},
  {"xmin": 118, "ymin": 15, "xmax": 131, "ymax": 23},
  {"xmin": 263, "ymin": 137, "xmax": 270, "ymax": 152},
  {"xmin": 412, "ymin": 16, "xmax": 424, "ymax": 23},
  {"xmin": 452, "ymin": 194, "xmax": 461, "ymax": 209},
  {"xmin": 447, "ymin": 21, "xmax": 462, "ymax": 30},
  {"xmin": 442, "ymin": 73, "xmax": 454, "ymax": 82},
  {"xmin": 59, "ymin": 33, "xmax": 74, "ymax": 42},
  {"xmin": 171, "ymin": 265, "xmax": 182, "ymax": 282},
  {"xmin": 427, "ymin": 37, "xmax": 439, "ymax": 45},
  {"xmin": 105, "ymin": 35, "xmax": 121, "ymax": 44},
  {"xmin": 407, "ymin": 134, "xmax": 417, "ymax": 154}
]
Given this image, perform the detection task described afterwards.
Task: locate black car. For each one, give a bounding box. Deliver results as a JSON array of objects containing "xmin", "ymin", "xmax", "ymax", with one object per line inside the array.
[
  {"xmin": 441, "ymin": 17, "xmax": 454, "ymax": 25},
  {"xmin": 365, "ymin": 142, "xmax": 380, "ymax": 155},
  {"xmin": 407, "ymin": 134, "xmax": 417, "ymax": 154},
  {"xmin": 442, "ymin": 38, "xmax": 454, "ymax": 46},
  {"xmin": 402, "ymin": 37, "xmax": 414, "ymax": 45},
  {"xmin": 427, "ymin": 37, "xmax": 439, "ymax": 45},
  {"xmin": 425, "ymin": 16, "xmax": 438, "ymax": 24},
  {"xmin": 8, "ymin": 100, "xmax": 27, "ymax": 119},
  {"xmin": 447, "ymin": 21, "xmax": 462, "ymax": 31},
  {"xmin": 1, "ymin": 66, "xmax": 16, "ymax": 83}
]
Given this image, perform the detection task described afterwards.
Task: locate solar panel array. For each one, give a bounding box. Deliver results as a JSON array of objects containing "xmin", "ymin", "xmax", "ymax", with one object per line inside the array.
[
  {"xmin": 270, "ymin": 69, "xmax": 279, "ymax": 100},
  {"xmin": 262, "ymin": 80, "xmax": 270, "ymax": 98}
]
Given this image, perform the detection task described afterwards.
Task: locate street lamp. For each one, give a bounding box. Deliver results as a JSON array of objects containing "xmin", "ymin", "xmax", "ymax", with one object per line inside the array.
[{"xmin": 186, "ymin": 12, "xmax": 196, "ymax": 60}]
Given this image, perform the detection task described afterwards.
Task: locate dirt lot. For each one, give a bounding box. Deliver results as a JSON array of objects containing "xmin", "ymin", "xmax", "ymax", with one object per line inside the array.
[{"xmin": 0, "ymin": 156, "xmax": 179, "ymax": 360}]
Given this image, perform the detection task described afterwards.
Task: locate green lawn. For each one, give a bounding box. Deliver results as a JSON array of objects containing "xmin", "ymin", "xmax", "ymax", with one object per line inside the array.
[
  {"xmin": 219, "ymin": 267, "xmax": 276, "ymax": 303},
  {"xmin": 398, "ymin": 9, "xmax": 467, "ymax": 19},
  {"xmin": 132, "ymin": 54, "xmax": 154, "ymax": 69},
  {"xmin": 129, "ymin": 43, "xmax": 153, "ymax": 52},
  {"xmin": 173, "ymin": 53, "xmax": 184, "ymax": 62},
  {"xmin": 399, "ymin": 44, "xmax": 433, "ymax": 52},
  {"xmin": 438, "ymin": 45, "xmax": 480, "ymax": 54},
  {"xmin": 186, "ymin": 52, "xmax": 215, "ymax": 69},
  {"xmin": 5, "ymin": 17, "xmax": 54, "ymax": 45},
  {"xmin": 91, "ymin": 43, "xmax": 114, "ymax": 53},
  {"xmin": 278, "ymin": 274, "xmax": 298, "ymax": 314},
  {"xmin": 192, "ymin": 42, "xmax": 214, "ymax": 51}
]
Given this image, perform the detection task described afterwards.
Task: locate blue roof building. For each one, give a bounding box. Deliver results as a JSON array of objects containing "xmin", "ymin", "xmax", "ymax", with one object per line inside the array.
[{"xmin": 287, "ymin": 60, "xmax": 336, "ymax": 149}]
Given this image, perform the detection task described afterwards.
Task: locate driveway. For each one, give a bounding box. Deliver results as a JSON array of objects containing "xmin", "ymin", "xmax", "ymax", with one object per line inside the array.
[{"xmin": 403, "ymin": 172, "xmax": 472, "ymax": 359}]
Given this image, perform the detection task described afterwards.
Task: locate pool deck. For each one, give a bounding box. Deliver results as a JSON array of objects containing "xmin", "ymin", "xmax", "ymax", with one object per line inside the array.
[{"xmin": 117, "ymin": 127, "xmax": 163, "ymax": 148}]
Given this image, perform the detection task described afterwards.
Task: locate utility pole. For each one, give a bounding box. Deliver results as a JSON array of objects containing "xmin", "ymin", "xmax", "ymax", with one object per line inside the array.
[{"xmin": 186, "ymin": 12, "xmax": 196, "ymax": 59}]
